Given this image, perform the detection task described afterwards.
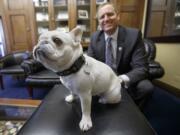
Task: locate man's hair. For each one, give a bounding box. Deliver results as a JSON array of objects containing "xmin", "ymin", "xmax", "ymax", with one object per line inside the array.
[{"xmin": 97, "ymin": 2, "xmax": 118, "ymax": 19}]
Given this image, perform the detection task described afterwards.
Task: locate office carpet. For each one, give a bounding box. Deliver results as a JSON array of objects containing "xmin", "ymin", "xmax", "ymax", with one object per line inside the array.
[
  {"xmin": 143, "ymin": 86, "xmax": 180, "ymax": 135},
  {"xmin": 0, "ymin": 75, "xmax": 180, "ymax": 135}
]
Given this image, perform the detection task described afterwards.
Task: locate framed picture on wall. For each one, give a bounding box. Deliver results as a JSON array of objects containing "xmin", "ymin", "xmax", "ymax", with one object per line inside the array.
[{"xmin": 78, "ymin": 10, "xmax": 88, "ymax": 19}]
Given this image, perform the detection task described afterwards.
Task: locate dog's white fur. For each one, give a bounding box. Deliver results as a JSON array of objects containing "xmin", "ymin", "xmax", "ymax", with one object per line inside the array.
[{"xmin": 33, "ymin": 27, "xmax": 122, "ymax": 131}]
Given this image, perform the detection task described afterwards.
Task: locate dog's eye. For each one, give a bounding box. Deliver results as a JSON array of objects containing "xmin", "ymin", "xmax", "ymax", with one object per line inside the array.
[{"xmin": 52, "ymin": 37, "xmax": 62, "ymax": 46}]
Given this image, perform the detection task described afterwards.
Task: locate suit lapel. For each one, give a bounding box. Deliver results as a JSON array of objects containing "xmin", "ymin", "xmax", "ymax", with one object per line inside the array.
[
  {"xmin": 97, "ymin": 32, "xmax": 106, "ymax": 62},
  {"xmin": 116, "ymin": 26, "xmax": 126, "ymax": 66}
]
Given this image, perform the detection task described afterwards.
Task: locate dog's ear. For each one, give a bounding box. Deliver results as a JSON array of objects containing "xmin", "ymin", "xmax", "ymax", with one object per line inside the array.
[{"xmin": 70, "ymin": 26, "xmax": 83, "ymax": 45}]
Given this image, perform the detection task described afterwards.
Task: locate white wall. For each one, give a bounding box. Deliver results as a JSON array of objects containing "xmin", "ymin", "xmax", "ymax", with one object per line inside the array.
[{"xmin": 156, "ymin": 43, "xmax": 180, "ymax": 89}]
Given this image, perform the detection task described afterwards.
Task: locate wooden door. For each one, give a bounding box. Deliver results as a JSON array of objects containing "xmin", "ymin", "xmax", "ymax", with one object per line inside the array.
[{"xmin": 3, "ymin": 0, "xmax": 32, "ymax": 52}]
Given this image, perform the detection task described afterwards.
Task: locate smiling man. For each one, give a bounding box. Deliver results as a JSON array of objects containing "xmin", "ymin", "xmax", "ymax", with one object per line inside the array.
[{"xmin": 87, "ymin": 2, "xmax": 154, "ymax": 109}]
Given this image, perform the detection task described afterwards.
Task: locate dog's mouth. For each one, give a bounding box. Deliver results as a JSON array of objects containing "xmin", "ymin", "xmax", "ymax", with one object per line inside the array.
[
  {"xmin": 34, "ymin": 47, "xmax": 46, "ymax": 59},
  {"xmin": 34, "ymin": 46, "xmax": 56, "ymax": 62}
]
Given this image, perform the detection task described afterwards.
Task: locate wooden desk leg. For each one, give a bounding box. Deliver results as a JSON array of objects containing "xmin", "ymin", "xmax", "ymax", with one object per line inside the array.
[
  {"xmin": 27, "ymin": 87, "xmax": 33, "ymax": 98},
  {"xmin": 0, "ymin": 75, "xmax": 4, "ymax": 89}
]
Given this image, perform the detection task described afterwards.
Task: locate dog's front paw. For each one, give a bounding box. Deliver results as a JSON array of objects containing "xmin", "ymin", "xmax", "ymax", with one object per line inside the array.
[
  {"xmin": 65, "ymin": 94, "xmax": 74, "ymax": 103},
  {"xmin": 79, "ymin": 116, "xmax": 92, "ymax": 131}
]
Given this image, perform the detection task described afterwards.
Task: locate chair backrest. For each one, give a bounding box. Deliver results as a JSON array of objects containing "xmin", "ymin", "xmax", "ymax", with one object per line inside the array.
[
  {"xmin": 143, "ymin": 39, "xmax": 165, "ymax": 79},
  {"xmin": 143, "ymin": 39, "xmax": 156, "ymax": 61}
]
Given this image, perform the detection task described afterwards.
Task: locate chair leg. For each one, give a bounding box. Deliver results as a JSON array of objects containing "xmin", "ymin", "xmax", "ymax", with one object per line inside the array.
[
  {"xmin": 0, "ymin": 75, "xmax": 4, "ymax": 89},
  {"xmin": 27, "ymin": 87, "xmax": 33, "ymax": 98}
]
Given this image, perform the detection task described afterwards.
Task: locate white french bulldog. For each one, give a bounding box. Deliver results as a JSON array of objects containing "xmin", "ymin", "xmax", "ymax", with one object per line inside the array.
[{"xmin": 33, "ymin": 26, "xmax": 122, "ymax": 131}]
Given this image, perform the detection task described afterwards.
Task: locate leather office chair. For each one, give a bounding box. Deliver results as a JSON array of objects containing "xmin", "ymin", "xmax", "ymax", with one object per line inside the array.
[
  {"xmin": 144, "ymin": 39, "xmax": 165, "ymax": 80},
  {"xmin": 21, "ymin": 59, "xmax": 61, "ymax": 97},
  {"xmin": 0, "ymin": 51, "xmax": 32, "ymax": 89}
]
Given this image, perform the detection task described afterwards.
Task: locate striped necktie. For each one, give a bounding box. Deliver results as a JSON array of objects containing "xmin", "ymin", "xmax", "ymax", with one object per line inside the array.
[{"xmin": 105, "ymin": 37, "xmax": 113, "ymax": 68}]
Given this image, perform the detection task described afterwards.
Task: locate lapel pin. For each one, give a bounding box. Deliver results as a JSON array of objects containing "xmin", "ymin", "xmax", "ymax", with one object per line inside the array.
[{"xmin": 118, "ymin": 47, "xmax": 122, "ymax": 51}]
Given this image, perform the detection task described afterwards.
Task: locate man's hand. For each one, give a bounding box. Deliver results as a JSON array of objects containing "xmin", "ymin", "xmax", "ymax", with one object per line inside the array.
[{"xmin": 118, "ymin": 75, "xmax": 130, "ymax": 88}]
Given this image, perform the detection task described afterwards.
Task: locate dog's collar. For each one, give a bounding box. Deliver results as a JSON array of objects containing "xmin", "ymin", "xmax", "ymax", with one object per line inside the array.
[{"xmin": 56, "ymin": 55, "xmax": 85, "ymax": 76}]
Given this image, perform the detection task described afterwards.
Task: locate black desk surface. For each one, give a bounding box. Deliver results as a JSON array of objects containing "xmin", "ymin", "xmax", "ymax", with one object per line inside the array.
[{"xmin": 18, "ymin": 85, "xmax": 156, "ymax": 135}]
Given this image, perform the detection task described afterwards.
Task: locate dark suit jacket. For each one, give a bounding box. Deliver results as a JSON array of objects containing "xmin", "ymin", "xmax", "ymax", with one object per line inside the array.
[{"xmin": 87, "ymin": 26, "xmax": 148, "ymax": 85}]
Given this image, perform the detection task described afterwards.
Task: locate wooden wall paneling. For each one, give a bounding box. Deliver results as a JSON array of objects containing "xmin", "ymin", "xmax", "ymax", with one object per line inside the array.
[
  {"xmin": 0, "ymin": 0, "xmax": 9, "ymax": 54},
  {"xmin": 68, "ymin": 0, "xmax": 77, "ymax": 30},
  {"xmin": 90, "ymin": 0, "xmax": 97, "ymax": 33},
  {"xmin": 28, "ymin": 0, "xmax": 37, "ymax": 49},
  {"xmin": 120, "ymin": 12, "xmax": 137, "ymax": 28},
  {"xmin": 119, "ymin": 0, "xmax": 138, "ymax": 28},
  {"xmin": 49, "ymin": 0, "xmax": 55, "ymax": 30},
  {"xmin": 2, "ymin": 0, "xmax": 12, "ymax": 53},
  {"xmin": 7, "ymin": 0, "xmax": 24, "ymax": 10},
  {"xmin": 110, "ymin": 0, "xmax": 121, "ymax": 21},
  {"xmin": 120, "ymin": 0, "xmax": 137, "ymax": 6},
  {"xmin": 115, "ymin": 0, "xmax": 145, "ymax": 29},
  {"xmin": 10, "ymin": 15, "xmax": 29, "ymax": 50},
  {"xmin": 137, "ymin": 0, "xmax": 145, "ymax": 29},
  {"xmin": 0, "ymin": 1, "xmax": 3, "ymax": 14},
  {"xmin": 3, "ymin": 0, "xmax": 32, "ymax": 52}
]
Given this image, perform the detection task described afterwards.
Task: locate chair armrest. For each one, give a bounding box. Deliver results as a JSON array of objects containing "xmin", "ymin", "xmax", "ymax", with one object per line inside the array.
[
  {"xmin": 148, "ymin": 61, "xmax": 165, "ymax": 79},
  {"xmin": 21, "ymin": 59, "xmax": 46, "ymax": 75},
  {"xmin": 14, "ymin": 51, "xmax": 32, "ymax": 64},
  {"xmin": 0, "ymin": 54, "xmax": 15, "ymax": 68},
  {"xmin": 0, "ymin": 51, "xmax": 32, "ymax": 68}
]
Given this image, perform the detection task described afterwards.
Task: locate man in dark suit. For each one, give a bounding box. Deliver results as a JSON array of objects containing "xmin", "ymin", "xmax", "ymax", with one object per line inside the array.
[{"xmin": 87, "ymin": 3, "xmax": 154, "ymax": 109}]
